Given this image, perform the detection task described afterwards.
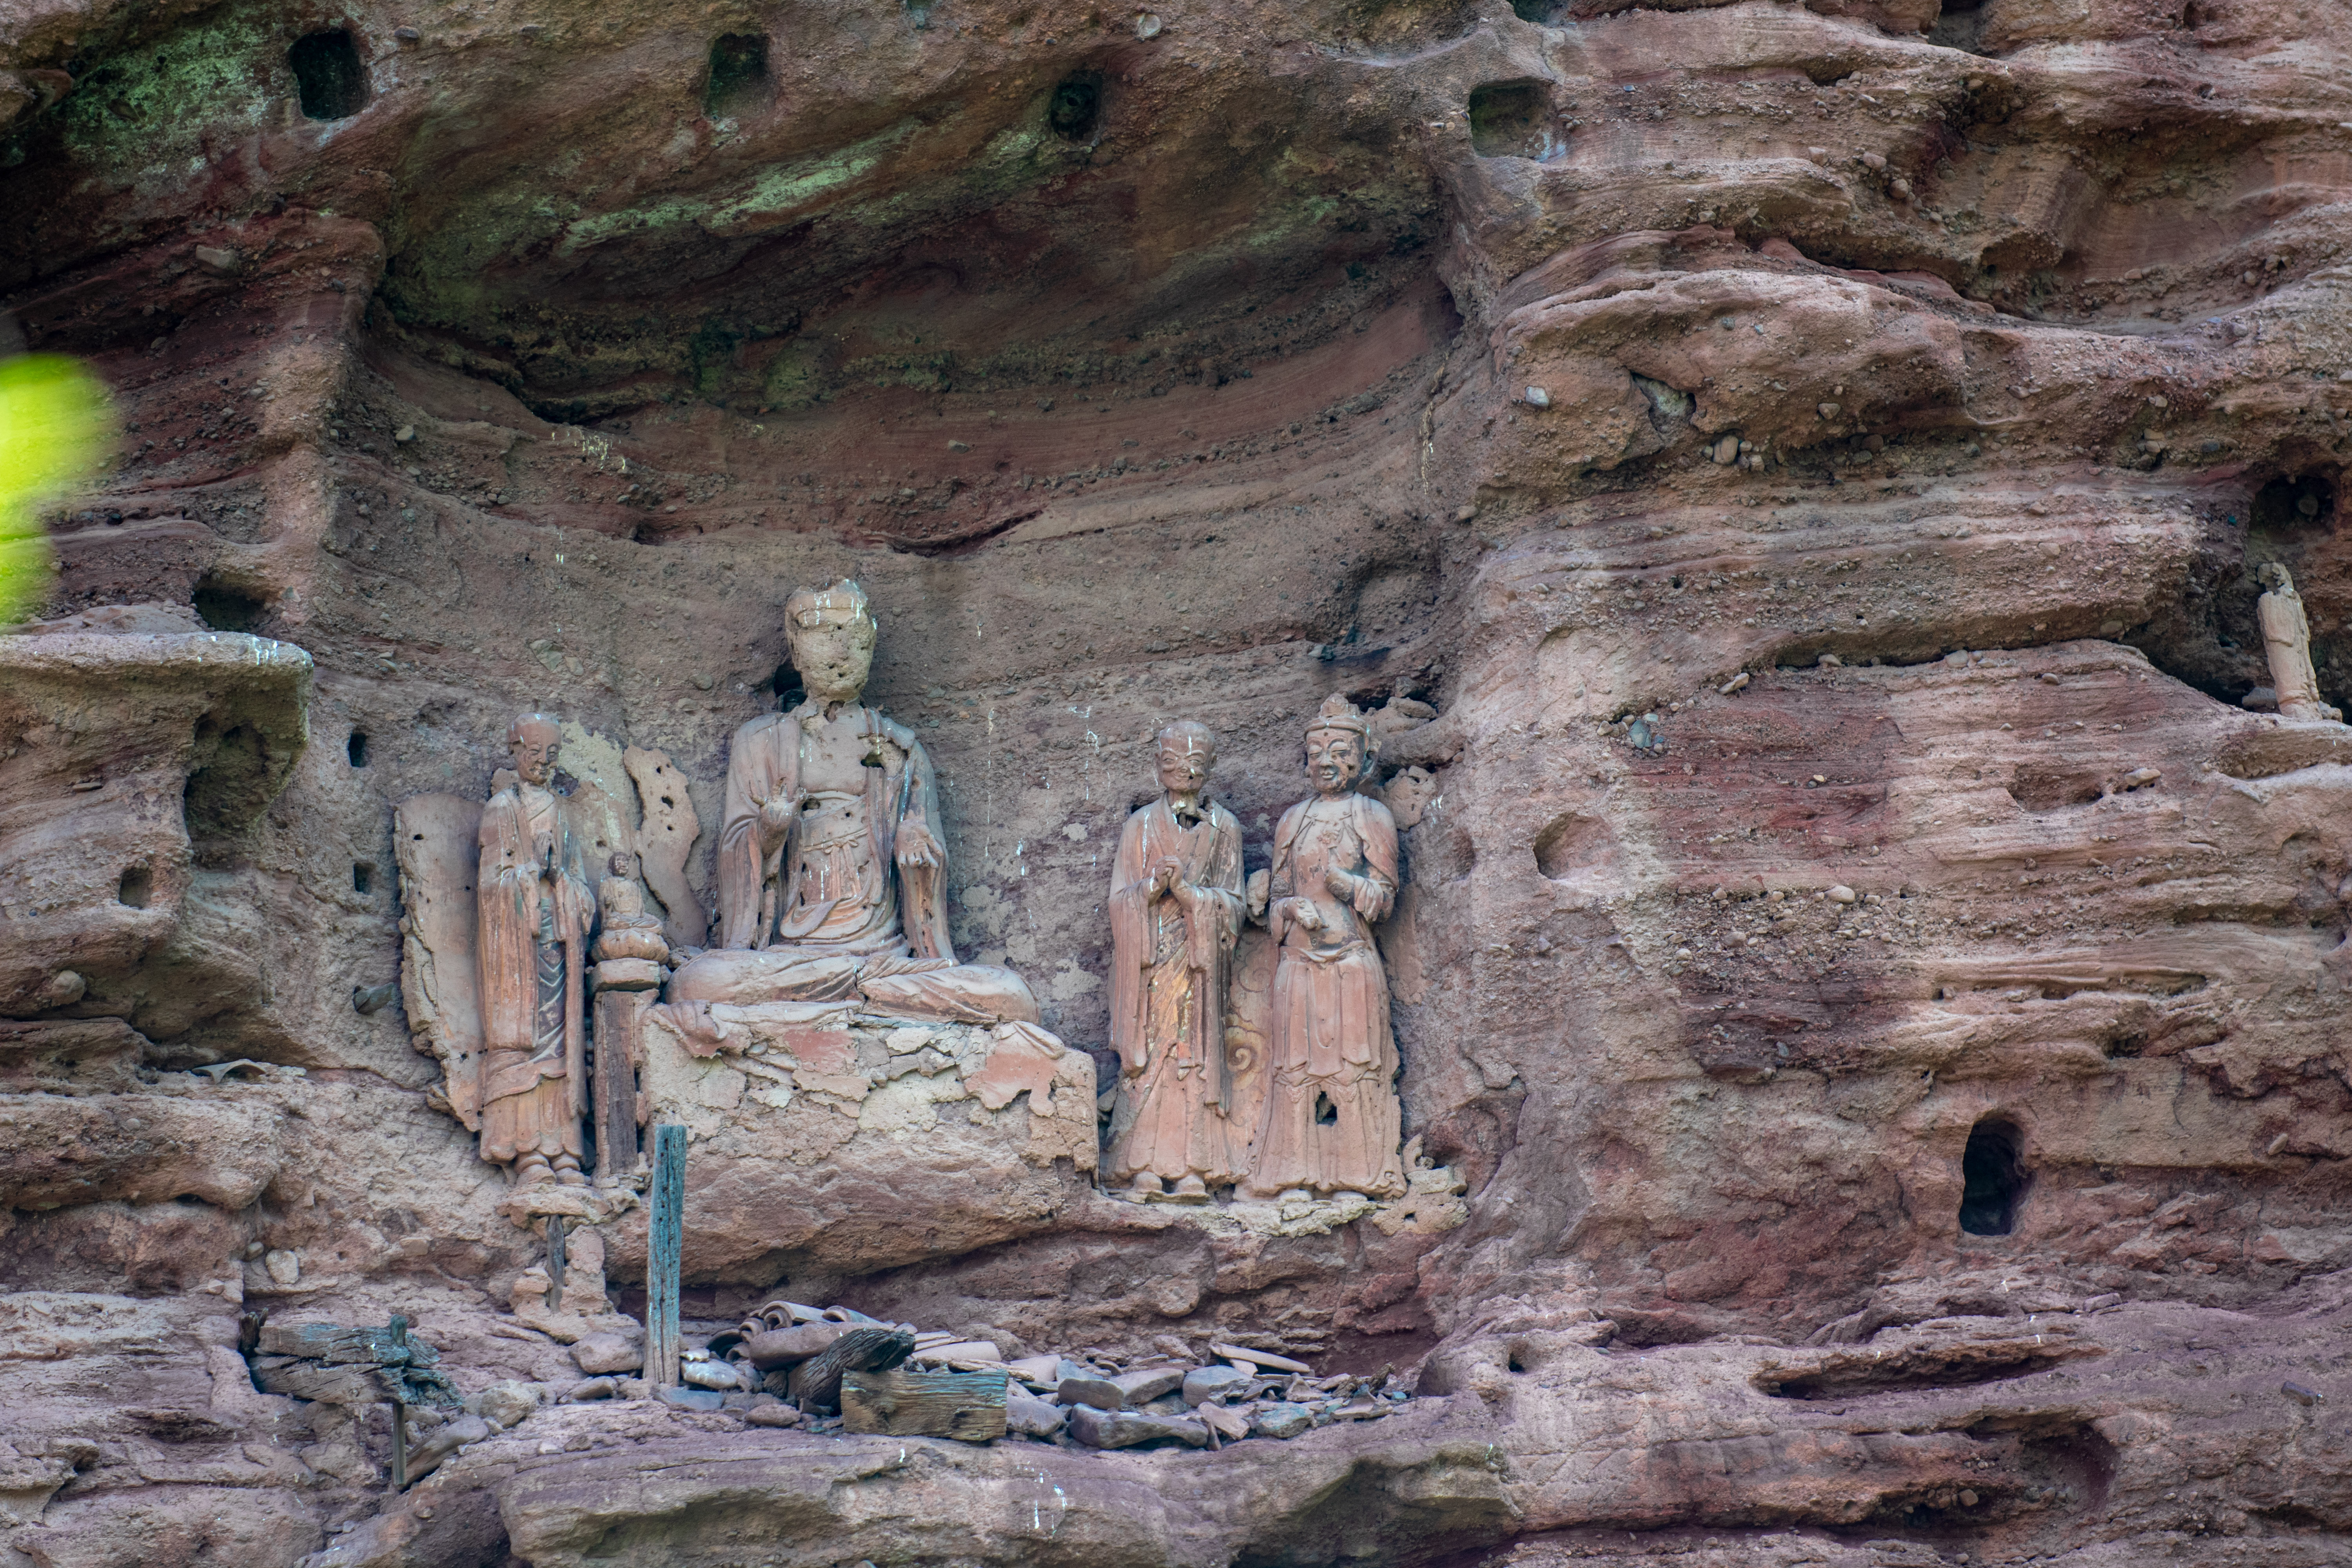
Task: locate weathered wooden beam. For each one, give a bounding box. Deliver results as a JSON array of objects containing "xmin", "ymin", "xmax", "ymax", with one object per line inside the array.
[
  {"xmin": 592, "ymin": 989, "xmax": 647, "ymax": 1180},
  {"xmin": 841, "ymin": 1366, "xmax": 1009, "ymax": 1442},
  {"xmin": 645, "ymin": 1123, "xmax": 685, "ymax": 1388},
  {"xmin": 789, "ymin": 1325, "xmax": 915, "ymax": 1413}
]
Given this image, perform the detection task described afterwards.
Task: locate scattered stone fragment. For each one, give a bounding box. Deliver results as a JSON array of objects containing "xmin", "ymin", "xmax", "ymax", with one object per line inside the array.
[
  {"xmin": 1720, "ymin": 671, "xmax": 1750, "ymax": 695},
  {"xmin": 655, "ymin": 1387, "xmax": 726, "ymax": 1411},
  {"xmin": 560, "ymin": 1377, "xmax": 617, "ymax": 1403},
  {"xmin": 572, "ymin": 1330, "xmax": 644, "ymax": 1375},
  {"xmin": 476, "ymin": 1380, "xmax": 541, "ymax": 1431},
  {"xmin": 681, "ymin": 1354, "xmax": 742, "ymax": 1391},
  {"xmin": 1057, "ymin": 1374, "xmax": 1125, "ymax": 1411},
  {"xmin": 1005, "ymin": 1387, "xmax": 1068, "ymax": 1438},
  {"xmin": 1250, "ymin": 1402, "xmax": 1314, "ymax": 1439},
  {"xmin": 1183, "ymin": 1364, "xmax": 1253, "ymax": 1405},
  {"xmin": 1067, "ymin": 1404, "xmax": 1209, "ymax": 1449},
  {"xmin": 1003, "ymin": 1354, "xmax": 1062, "ymax": 1387},
  {"xmin": 2122, "ymin": 766, "xmax": 2161, "ymax": 789},
  {"xmin": 405, "ymin": 1413, "xmax": 491, "ymax": 1482},
  {"xmin": 1523, "ymin": 385, "xmax": 1551, "ymax": 408},
  {"xmin": 2283, "ymin": 1380, "xmax": 2325, "ymax": 1405},
  {"xmin": 1212, "ymin": 1342, "xmax": 1312, "ymax": 1374},
  {"xmin": 1109, "ymin": 1365, "xmax": 1187, "ymax": 1406},
  {"xmin": 1196, "ymin": 1400, "xmax": 1250, "ymax": 1441},
  {"xmin": 1828, "ymin": 885, "xmax": 1857, "ymax": 904},
  {"xmin": 745, "ymin": 1401, "xmax": 803, "ymax": 1428}
]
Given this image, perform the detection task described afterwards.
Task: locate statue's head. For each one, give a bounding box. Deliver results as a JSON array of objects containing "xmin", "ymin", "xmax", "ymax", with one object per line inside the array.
[
  {"xmin": 784, "ymin": 579, "xmax": 878, "ymax": 704},
  {"xmin": 1155, "ymin": 720, "xmax": 1217, "ymax": 799},
  {"xmin": 506, "ymin": 713, "xmax": 561, "ymax": 787},
  {"xmin": 1302, "ymin": 695, "xmax": 1373, "ymax": 797},
  {"xmin": 2261, "ymin": 561, "xmax": 2292, "ymax": 592}
]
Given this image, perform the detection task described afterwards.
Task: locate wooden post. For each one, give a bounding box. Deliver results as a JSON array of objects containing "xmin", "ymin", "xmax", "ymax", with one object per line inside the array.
[
  {"xmin": 645, "ymin": 1123, "xmax": 685, "ymax": 1388},
  {"xmin": 592, "ymin": 990, "xmax": 647, "ymax": 1180},
  {"xmin": 390, "ymin": 1402, "xmax": 408, "ymax": 1491},
  {"xmin": 546, "ymin": 1216, "xmax": 568, "ymax": 1313}
]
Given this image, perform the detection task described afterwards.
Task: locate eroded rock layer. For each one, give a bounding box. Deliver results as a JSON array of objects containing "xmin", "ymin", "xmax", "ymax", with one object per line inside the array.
[{"xmin": 4, "ymin": 0, "xmax": 2350, "ymax": 1557}]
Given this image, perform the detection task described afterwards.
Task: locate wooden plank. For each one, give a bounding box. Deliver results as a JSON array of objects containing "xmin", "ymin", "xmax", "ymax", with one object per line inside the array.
[
  {"xmin": 592, "ymin": 989, "xmax": 646, "ymax": 1180},
  {"xmin": 256, "ymin": 1320, "xmax": 442, "ymax": 1368},
  {"xmin": 252, "ymin": 1358, "xmax": 383, "ymax": 1405},
  {"xmin": 645, "ymin": 1123, "xmax": 686, "ymax": 1388},
  {"xmin": 841, "ymin": 1366, "xmax": 1009, "ymax": 1442}
]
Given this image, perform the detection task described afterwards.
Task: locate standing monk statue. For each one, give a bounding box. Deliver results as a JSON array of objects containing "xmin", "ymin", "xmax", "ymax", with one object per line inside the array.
[
  {"xmin": 668, "ymin": 579, "xmax": 1041, "ymax": 1025},
  {"xmin": 1245, "ymin": 695, "xmax": 1407, "ymax": 1201},
  {"xmin": 478, "ymin": 713, "xmax": 594, "ymax": 1188},
  {"xmin": 1106, "ymin": 722, "xmax": 1247, "ymax": 1202},
  {"xmin": 2257, "ymin": 563, "xmax": 2343, "ymax": 722}
]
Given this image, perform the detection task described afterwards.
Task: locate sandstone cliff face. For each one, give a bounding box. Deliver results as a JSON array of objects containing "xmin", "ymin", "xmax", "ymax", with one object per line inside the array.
[{"xmin": 4, "ymin": 0, "xmax": 2350, "ymax": 1559}]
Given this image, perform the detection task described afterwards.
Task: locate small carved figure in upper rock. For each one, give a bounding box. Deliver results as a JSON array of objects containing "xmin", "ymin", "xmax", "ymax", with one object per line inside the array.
[
  {"xmin": 1107, "ymin": 721, "xmax": 1247, "ymax": 1201},
  {"xmin": 2256, "ymin": 563, "xmax": 2342, "ymax": 722},
  {"xmin": 592, "ymin": 859, "xmax": 670, "ymax": 980},
  {"xmin": 478, "ymin": 713, "xmax": 594, "ymax": 1188},
  {"xmin": 1245, "ymin": 695, "xmax": 1407, "ymax": 1201},
  {"xmin": 668, "ymin": 579, "xmax": 1040, "ymax": 1024}
]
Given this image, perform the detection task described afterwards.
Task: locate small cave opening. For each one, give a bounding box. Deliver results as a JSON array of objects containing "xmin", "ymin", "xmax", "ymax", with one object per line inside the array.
[
  {"xmin": 1508, "ymin": 0, "xmax": 1564, "ymax": 21},
  {"xmin": 1959, "ymin": 1116, "xmax": 2028, "ymax": 1236},
  {"xmin": 1467, "ymin": 80, "xmax": 1555, "ymax": 160},
  {"xmin": 702, "ymin": 33, "xmax": 771, "ymax": 119},
  {"xmin": 352, "ymin": 862, "xmax": 374, "ymax": 896},
  {"xmin": 346, "ymin": 730, "xmax": 370, "ymax": 767},
  {"xmin": 770, "ymin": 662, "xmax": 805, "ymax": 710},
  {"xmin": 1314, "ymin": 1091, "xmax": 1339, "ymax": 1126},
  {"xmin": 1046, "ymin": 72, "xmax": 1103, "ymax": 142},
  {"xmin": 118, "ymin": 865, "xmax": 153, "ymax": 908},
  {"xmin": 192, "ymin": 574, "xmax": 268, "ymax": 633},
  {"xmin": 2251, "ymin": 472, "xmax": 2336, "ymax": 533},
  {"xmin": 289, "ymin": 30, "xmax": 368, "ymax": 122},
  {"xmin": 183, "ymin": 720, "xmax": 274, "ymax": 843}
]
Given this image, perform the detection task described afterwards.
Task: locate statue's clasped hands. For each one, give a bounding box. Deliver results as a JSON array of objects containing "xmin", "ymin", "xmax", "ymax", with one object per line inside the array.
[{"xmin": 1151, "ymin": 857, "xmax": 1196, "ymax": 906}]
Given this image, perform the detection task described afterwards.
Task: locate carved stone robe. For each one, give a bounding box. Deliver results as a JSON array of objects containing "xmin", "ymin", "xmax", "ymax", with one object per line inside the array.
[
  {"xmin": 677, "ymin": 702, "xmax": 1039, "ymax": 1024},
  {"xmin": 2259, "ymin": 579, "xmax": 2339, "ymax": 721},
  {"xmin": 715, "ymin": 703, "xmax": 953, "ymax": 958},
  {"xmin": 1249, "ymin": 790, "xmax": 1406, "ymax": 1198},
  {"xmin": 477, "ymin": 782, "xmax": 592, "ymax": 1166},
  {"xmin": 1105, "ymin": 797, "xmax": 1246, "ymax": 1187}
]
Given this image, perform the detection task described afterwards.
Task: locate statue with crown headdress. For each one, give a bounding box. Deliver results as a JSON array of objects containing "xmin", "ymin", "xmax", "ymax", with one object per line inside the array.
[
  {"xmin": 666, "ymin": 580, "xmax": 1044, "ymax": 1025},
  {"xmin": 1242, "ymin": 695, "xmax": 1408, "ymax": 1201}
]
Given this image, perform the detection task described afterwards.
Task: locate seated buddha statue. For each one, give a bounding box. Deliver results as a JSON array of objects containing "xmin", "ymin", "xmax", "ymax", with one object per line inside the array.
[{"xmin": 666, "ymin": 579, "xmax": 1041, "ymax": 1026}]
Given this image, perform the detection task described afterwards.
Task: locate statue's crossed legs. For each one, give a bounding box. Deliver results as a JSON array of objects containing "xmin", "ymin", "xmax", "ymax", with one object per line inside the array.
[{"xmin": 668, "ymin": 946, "xmax": 1040, "ymax": 1026}]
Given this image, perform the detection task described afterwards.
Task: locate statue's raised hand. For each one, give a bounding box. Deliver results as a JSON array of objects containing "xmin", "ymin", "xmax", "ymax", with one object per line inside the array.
[
  {"xmin": 758, "ymin": 792, "xmax": 802, "ymax": 839},
  {"xmin": 895, "ymin": 819, "xmax": 942, "ymax": 871}
]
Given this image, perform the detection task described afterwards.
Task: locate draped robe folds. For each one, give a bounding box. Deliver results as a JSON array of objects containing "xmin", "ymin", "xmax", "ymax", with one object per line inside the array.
[
  {"xmin": 670, "ymin": 702, "xmax": 1039, "ymax": 1024},
  {"xmin": 2259, "ymin": 588, "xmax": 2334, "ymax": 719},
  {"xmin": 476, "ymin": 784, "xmax": 592, "ymax": 1167},
  {"xmin": 1105, "ymin": 798, "xmax": 1246, "ymax": 1187},
  {"xmin": 1249, "ymin": 791, "xmax": 1407, "ymax": 1198}
]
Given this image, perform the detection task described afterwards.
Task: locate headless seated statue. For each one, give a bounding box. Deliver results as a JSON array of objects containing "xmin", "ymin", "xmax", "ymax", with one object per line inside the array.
[{"xmin": 667, "ymin": 580, "xmax": 1039, "ymax": 1026}]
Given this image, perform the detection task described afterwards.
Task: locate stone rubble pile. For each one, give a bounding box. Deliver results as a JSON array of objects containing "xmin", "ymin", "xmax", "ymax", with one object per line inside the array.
[{"xmin": 559, "ymin": 1299, "xmax": 1412, "ymax": 1450}]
